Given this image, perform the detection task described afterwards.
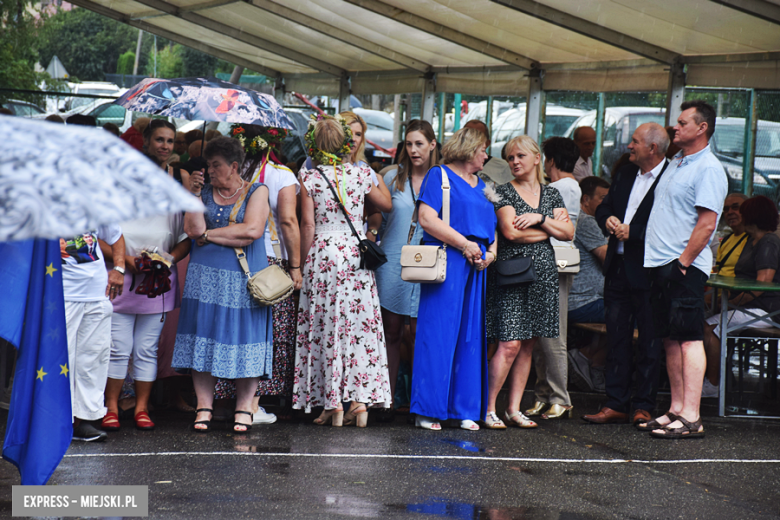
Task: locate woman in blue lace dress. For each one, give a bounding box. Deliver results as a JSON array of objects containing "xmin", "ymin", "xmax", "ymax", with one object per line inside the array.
[{"xmin": 172, "ymin": 137, "xmax": 273, "ymax": 433}]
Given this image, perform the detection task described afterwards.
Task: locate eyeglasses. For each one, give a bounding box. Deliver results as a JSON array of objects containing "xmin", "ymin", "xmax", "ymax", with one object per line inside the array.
[{"xmin": 724, "ymin": 203, "xmax": 742, "ymax": 212}]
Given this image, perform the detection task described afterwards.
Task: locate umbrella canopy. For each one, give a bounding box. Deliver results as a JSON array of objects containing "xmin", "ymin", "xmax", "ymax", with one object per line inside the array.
[
  {"xmin": 0, "ymin": 115, "xmax": 203, "ymax": 242},
  {"xmin": 115, "ymin": 76, "xmax": 294, "ymax": 129}
]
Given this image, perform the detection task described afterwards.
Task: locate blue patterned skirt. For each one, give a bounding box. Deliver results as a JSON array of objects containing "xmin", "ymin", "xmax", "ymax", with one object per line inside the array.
[{"xmin": 172, "ymin": 240, "xmax": 273, "ymax": 379}]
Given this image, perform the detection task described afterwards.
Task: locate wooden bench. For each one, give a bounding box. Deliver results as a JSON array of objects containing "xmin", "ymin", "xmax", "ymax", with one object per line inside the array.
[{"xmin": 572, "ymin": 322, "xmax": 639, "ymax": 342}]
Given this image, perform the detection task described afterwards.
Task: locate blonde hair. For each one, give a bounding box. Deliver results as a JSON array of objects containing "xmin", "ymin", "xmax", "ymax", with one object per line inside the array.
[
  {"xmin": 441, "ymin": 127, "xmax": 487, "ymax": 164},
  {"xmin": 505, "ymin": 135, "xmax": 546, "ymax": 185},
  {"xmin": 314, "ymin": 117, "xmax": 345, "ymax": 155},
  {"xmin": 340, "ymin": 111, "xmax": 367, "ymax": 164}
]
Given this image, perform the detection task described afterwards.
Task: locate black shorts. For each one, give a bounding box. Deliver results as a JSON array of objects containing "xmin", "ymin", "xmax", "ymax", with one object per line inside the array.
[{"xmin": 648, "ymin": 262, "xmax": 708, "ymax": 342}]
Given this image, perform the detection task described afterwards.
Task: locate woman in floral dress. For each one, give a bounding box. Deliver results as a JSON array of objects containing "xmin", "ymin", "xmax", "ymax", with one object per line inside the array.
[{"xmin": 292, "ymin": 116, "xmax": 392, "ymax": 427}]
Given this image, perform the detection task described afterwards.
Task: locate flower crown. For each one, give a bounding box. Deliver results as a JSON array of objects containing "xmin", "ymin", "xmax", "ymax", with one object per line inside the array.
[
  {"xmin": 230, "ymin": 124, "xmax": 288, "ymax": 158},
  {"xmin": 304, "ymin": 113, "xmax": 354, "ymax": 166}
]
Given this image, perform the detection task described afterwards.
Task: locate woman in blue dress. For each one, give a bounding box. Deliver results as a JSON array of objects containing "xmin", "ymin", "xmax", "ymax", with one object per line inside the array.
[
  {"xmin": 172, "ymin": 137, "xmax": 273, "ymax": 433},
  {"xmin": 375, "ymin": 120, "xmax": 439, "ymax": 406},
  {"xmin": 411, "ymin": 127, "xmax": 498, "ymax": 431}
]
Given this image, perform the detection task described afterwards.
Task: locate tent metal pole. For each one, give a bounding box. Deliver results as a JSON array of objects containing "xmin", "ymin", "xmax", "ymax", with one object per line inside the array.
[{"xmin": 742, "ymin": 89, "xmax": 757, "ymax": 196}]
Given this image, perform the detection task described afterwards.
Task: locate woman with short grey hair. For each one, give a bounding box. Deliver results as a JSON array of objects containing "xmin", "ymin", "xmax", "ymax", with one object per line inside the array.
[{"xmin": 172, "ymin": 136, "xmax": 274, "ymax": 433}]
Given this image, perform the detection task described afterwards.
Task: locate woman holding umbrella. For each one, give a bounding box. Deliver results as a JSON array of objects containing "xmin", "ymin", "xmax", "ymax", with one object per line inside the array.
[
  {"xmin": 172, "ymin": 136, "xmax": 274, "ymax": 433},
  {"xmin": 101, "ymin": 119, "xmax": 192, "ymax": 431}
]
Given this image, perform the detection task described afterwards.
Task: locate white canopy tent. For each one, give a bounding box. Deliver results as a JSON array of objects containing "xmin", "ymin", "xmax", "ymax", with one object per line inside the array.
[{"xmin": 69, "ymin": 0, "xmax": 780, "ymax": 140}]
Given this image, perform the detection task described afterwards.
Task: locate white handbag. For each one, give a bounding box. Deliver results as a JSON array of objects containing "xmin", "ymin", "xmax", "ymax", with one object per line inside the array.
[
  {"xmin": 400, "ymin": 167, "xmax": 450, "ymax": 283},
  {"xmin": 553, "ymin": 217, "xmax": 580, "ymax": 274}
]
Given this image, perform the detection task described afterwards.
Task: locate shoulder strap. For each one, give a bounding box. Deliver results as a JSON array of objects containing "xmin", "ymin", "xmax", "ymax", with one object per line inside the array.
[
  {"xmin": 317, "ymin": 166, "xmax": 363, "ymax": 242},
  {"xmin": 406, "ymin": 166, "xmax": 450, "ymax": 245},
  {"xmin": 716, "ymin": 233, "xmax": 748, "ymax": 270},
  {"xmin": 230, "ymin": 183, "xmax": 255, "ymax": 274}
]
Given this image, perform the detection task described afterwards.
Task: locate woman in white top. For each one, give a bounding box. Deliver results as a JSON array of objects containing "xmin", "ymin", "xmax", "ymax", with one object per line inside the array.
[{"xmin": 214, "ymin": 124, "xmax": 303, "ymax": 424}]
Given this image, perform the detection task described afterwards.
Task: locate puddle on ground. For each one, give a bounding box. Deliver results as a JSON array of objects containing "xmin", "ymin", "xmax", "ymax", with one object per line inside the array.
[
  {"xmin": 439, "ymin": 438, "xmax": 491, "ymax": 453},
  {"xmin": 391, "ymin": 498, "xmax": 600, "ymax": 519}
]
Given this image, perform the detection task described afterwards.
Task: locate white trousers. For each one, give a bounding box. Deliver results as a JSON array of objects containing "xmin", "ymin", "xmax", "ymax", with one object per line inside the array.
[
  {"xmin": 108, "ymin": 312, "xmax": 165, "ymax": 382},
  {"xmin": 707, "ymin": 308, "xmax": 780, "ymax": 338},
  {"xmin": 64, "ymin": 300, "xmax": 113, "ymax": 421}
]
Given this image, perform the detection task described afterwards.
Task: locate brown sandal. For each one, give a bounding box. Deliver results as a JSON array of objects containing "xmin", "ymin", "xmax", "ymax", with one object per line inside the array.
[
  {"xmin": 636, "ymin": 412, "xmax": 679, "ymax": 431},
  {"xmin": 649, "ymin": 416, "xmax": 705, "ymax": 439}
]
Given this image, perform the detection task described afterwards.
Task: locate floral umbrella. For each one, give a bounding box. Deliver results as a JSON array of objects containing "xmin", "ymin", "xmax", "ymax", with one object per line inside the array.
[
  {"xmin": 0, "ymin": 115, "xmax": 203, "ymax": 242},
  {"xmin": 115, "ymin": 76, "xmax": 294, "ymax": 129}
]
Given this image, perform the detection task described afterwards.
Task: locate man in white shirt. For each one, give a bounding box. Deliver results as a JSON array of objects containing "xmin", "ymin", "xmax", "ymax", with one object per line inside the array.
[
  {"xmin": 572, "ymin": 126, "xmax": 597, "ymax": 181},
  {"xmin": 62, "ymin": 226, "xmax": 125, "ymax": 442},
  {"xmin": 584, "ymin": 123, "xmax": 669, "ymax": 426}
]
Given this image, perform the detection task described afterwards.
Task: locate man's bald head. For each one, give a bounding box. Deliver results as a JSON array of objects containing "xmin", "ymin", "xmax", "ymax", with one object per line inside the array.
[{"xmin": 573, "ymin": 126, "xmax": 596, "ymax": 160}]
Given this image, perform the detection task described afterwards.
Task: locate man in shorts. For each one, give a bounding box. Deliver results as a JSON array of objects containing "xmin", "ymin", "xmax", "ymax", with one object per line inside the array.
[{"xmin": 642, "ymin": 100, "xmax": 727, "ymax": 439}]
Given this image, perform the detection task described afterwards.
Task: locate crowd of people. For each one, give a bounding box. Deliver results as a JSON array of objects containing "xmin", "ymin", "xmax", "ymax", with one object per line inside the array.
[{"xmin": 21, "ymin": 98, "xmax": 776, "ymax": 442}]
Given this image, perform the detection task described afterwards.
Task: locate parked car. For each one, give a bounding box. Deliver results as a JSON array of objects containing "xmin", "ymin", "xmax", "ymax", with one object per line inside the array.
[
  {"xmin": 353, "ymin": 107, "xmax": 396, "ymax": 166},
  {"xmin": 564, "ymin": 107, "xmax": 666, "ymax": 177},
  {"xmin": 711, "ymin": 117, "xmax": 780, "ymax": 201},
  {"xmin": 490, "ymin": 104, "xmax": 585, "ymax": 158},
  {"xmin": 64, "ymin": 82, "xmax": 122, "ymax": 112},
  {"xmin": 1, "ymin": 100, "xmax": 46, "ymax": 117},
  {"xmin": 178, "ymin": 106, "xmax": 314, "ymax": 166}
]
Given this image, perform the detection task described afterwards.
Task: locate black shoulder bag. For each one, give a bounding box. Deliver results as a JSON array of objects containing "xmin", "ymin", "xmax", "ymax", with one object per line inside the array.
[
  {"xmin": 318, "ymin": 166, "xmax": 387, "ymax": 271},
  {"xmin": 494, "ymin": 185, "xmax": 540, "ymax": 286}
]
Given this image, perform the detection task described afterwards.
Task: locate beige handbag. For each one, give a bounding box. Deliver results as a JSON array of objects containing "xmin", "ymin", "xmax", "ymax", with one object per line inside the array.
[
  {"xmin": 229, "ymin": 186, "xmax": 294, "ymax": 306},
  {"xmin": 400, "ymin": 167, "xmax": 449, "ymax": 283},
  {"xmin": 553, "ymin": 216, "xmax": 580, "ymax": 274}
]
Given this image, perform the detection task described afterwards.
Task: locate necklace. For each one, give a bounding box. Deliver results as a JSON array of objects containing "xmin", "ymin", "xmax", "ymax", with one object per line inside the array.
[
  {"xmin": 517, "ymin": 182, "xmax": 540, "ymax": 196},
  {"xmin": 217, "ymin": 179, "xmax": 244, "ymax": 199}
]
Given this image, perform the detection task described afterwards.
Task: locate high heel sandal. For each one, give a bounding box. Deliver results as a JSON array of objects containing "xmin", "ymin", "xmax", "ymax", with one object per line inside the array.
[
  {"xmin": 313, "ymin": 407, "xmax": 344, "ymax": 426},
  {"xmin": 190, "ymin": 408, "xmax": 213, "ymax": 433},
  {"xmin": 343, "ymin": 403, "xmax": 369, "ymax": 428},
  {"xmin": 542, "ymin": 404, "xmax": 574, "ymax": 419},
  {"xmin": 415, "ymin": 415, "xmax": 442, "ymax": 431},
  {"xmin": 233, "ymin": 410, "xmax": 253, "ymax": 432},
  {"xmin": 525, "ymin": 401, "xmax": 548, "ymax": 417}
]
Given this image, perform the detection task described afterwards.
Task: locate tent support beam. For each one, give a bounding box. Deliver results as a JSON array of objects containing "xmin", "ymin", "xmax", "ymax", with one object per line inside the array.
[
  {"xmin": 344, "ymin": 0, "xmax": 538, "ymax": 70},
  {"xmin": 665, "ymin": 63, "xmax": 686, "ymax": 127},
  {"xmin": 131, "ymin": 0, "xmax": 346, "ymax": 76},
  {"xmin": 709, "ymin": 0, "xmax": 780, "ymax": 25},
  {"xmin": 525, "ymin": 69, "xmax": 545, "ymax": 144},
  {"xmin": 338, "ymin": 74, "xmax": 351, "ymax": 112},
  {"xmin": 68, "ymin": 0, "xmax": 282, "ymax": 79},
  {"xmin": 249, "ymin": 0, "xmax": 430, "ymax": 73},
  {"xmin": 421, "ymin": 73, "xmax": 436, "ymax": 123},
  {"xmin": 491, "ymin": 0, "xmax": 679, "ymax": 65}
]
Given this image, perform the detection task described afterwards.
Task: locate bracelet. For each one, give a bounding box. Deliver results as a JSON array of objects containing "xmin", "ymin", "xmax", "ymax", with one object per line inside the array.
[
  {"xmin": 486, "ymin": 251, "xmax": 496, "ymax": 262},
  {"xmin": 539, "ymin": 214, "xmax": 547, "ymax": 226},
  {"xmin": 288, "ymin": 265, "xmax": 300, "ymax": 270}
]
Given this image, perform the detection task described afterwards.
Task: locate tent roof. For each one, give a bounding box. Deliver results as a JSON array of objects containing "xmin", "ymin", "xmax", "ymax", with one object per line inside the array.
[{"xmin": 69, "ymin": 0, "xmax": 780, "ymax": 95}]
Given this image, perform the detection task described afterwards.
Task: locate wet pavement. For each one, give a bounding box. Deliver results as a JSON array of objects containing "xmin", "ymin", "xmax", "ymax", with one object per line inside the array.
[{"xmin": 2, "ymin": 391, "xmax": 780, "ymax": 519}]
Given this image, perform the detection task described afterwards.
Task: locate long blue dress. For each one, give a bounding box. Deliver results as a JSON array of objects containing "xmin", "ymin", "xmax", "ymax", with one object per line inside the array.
[
  {"xmin": 171, "ymin": 183, "xmax": 273, "ymax": 379},
  {"xmin": 410, "ymin": 166, "xmax": 497, "ymax": 421}
]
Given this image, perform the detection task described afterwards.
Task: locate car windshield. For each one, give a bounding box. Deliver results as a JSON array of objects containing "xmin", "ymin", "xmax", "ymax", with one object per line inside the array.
[
  {"xmin": 356, "ymin": 111, "xmax": 393, "ymax": 131},
  {"xmin": 715, "ymin": 125, "xmax": 780, "ymax": 157}
]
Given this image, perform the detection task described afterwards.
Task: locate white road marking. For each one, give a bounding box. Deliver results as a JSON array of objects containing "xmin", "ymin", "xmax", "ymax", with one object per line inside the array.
[{"xmin": 63, "ymin": 452, "xmax": 780, "ymax": 464}]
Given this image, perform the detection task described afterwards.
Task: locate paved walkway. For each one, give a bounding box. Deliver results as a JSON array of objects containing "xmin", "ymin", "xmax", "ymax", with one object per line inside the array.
[{"xmin": 2, "ymin": 392, "xmax": 780, "ymax": 519}]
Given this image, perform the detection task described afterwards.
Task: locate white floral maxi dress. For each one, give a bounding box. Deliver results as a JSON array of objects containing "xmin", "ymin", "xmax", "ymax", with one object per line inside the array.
[{"xmin": 292, "ymin": 164, "xmax": 392, "ymax": 412}]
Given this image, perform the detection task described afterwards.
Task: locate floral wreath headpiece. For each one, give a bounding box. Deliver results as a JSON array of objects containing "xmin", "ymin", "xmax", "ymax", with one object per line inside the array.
[
  {"xmin": 230, "ymin": 124, "xmax": 289, "ymax": 158},
  {"xmin": 304, "ymin": 113, "xmax": 354, "ymax": 166}
]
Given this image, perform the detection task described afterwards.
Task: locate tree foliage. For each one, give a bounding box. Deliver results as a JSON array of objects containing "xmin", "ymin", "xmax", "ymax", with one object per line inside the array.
[
  {"xmin": 144, "ymin": 43, "xmax": 184, "ymax": 78},
  {"xmin": 182, "ymin": 46, "xmax": 218, "ymax": 77},
  {"xmin": 116, "ymin": 51, "xmax": 135, "ymax": 75},
  {"xmin": 0, "ymin": 0, "xmax": 49, "ymax": 103},
  {"xmin": 37, "ymin": 7, "xmax": 151, "ymax": 82}
]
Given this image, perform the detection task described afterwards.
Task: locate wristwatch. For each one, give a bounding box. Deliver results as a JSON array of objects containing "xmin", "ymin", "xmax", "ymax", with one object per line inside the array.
[
  {"xmin": 113, "ymin": 266, "xmax": 125, "ymax": 275},
  {"xmin": 200, "ymin": 231, "xmax": 209, "ymax": 243},
  {"xmin": 676, "ymin": 259, "xmax": 688, "ymax": 271},
  {"xmin": 368, "ymin": 229, "xmax": 379, "ymax": 237}
]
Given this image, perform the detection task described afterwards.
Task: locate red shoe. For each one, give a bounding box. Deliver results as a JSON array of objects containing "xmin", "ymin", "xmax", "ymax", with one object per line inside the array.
[
  {"xmin": 134, "ymin": 411, "xmax": 155, "ymax": 431},
  {"xmin": 101, "ymin": 412, "xmax": 120, "ymax": 432}
]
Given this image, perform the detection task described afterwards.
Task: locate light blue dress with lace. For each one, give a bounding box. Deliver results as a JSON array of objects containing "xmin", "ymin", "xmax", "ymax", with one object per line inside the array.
[{"xmin": 172, "ymin": 183, "xmax": 273, "ymax": 379}]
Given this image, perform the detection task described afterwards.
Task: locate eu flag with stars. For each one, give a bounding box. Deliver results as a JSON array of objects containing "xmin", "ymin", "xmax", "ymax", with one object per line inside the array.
[{"xmin": 1, "ymin": 239, "xmax": 72, "ymax": 485}]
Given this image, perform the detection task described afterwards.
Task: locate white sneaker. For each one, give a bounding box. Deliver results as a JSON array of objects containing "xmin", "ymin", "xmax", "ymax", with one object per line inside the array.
[
  {"xmin": 252, "ymin": 407, "xmax": 278, "ymax": 424},
  {"xmin": 702, "ymin": 378, "xmax": 719, "ymax": 398}
]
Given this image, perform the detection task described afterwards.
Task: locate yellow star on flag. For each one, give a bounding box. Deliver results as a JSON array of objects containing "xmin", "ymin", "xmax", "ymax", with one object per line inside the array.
[
  {"xmin": 59, "ymin": 364, "xmax": 69, "ymax": 377},
  {"xmin": 36, "ymin": 367, "xmax": 47, "ymax": 381},
  {"xmin": 45, "ymin": 263, "xmax": 57, "ymax": 277}
]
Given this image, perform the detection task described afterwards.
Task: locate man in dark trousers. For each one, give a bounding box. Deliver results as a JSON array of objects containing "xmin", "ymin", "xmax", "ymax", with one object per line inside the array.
[{"xmin": 582, "ymin": 122, "xmax": 670, "ymax": 425}]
